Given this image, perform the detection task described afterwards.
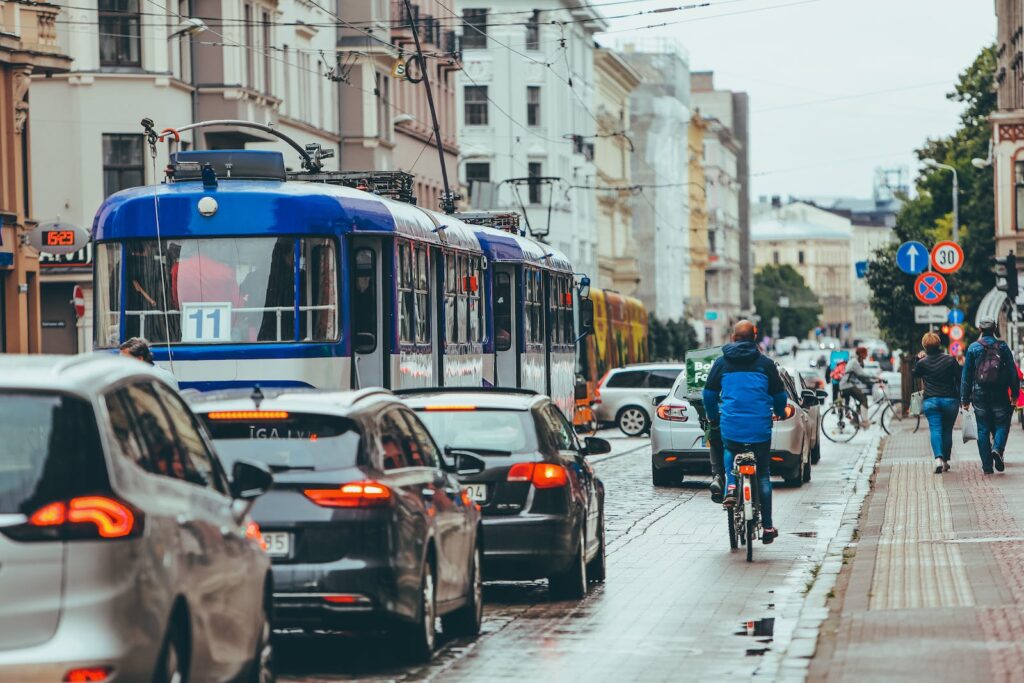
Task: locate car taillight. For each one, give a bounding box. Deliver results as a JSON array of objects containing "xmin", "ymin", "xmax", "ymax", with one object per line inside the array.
[
  {"xmin": 63, "ymin": 667, "xmax": 113, "ymax": 682},
  {"xmin": 773, "ymin": 404, "xmax": 796, "ymax": 421},
  {"xmin": 19, "ymin": 496, "xmax": 140, "ymax": 541},
  {"xmin": 506, "ymin": 462, "xmax": 568, "ymax": 488},
  {"xmin": 593, "ymin": 371, "xmax": 610, "ymax": 404},
  {"xmin": 245, "ymin": 521, "xmax": 268, "ymax": 551},
  {"xmin": 656, "ymin": 403, "xmax": 689, "ymax": 422},
  {"xmin": 304, "ymin": 481, "xmax": 392, "ymax": 508}
]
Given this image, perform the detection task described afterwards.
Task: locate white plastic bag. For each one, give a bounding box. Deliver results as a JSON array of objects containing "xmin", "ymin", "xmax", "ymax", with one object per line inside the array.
[
  {"xmin": 909, "ymin": 391, "xmax": 924, "ymax": 416},
  {"xmin": 962, "ymin": 408, "xmax": 978, "ymax": 443}
]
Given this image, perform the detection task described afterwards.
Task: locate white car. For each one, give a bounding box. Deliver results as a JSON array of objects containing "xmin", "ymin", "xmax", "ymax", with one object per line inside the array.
[
  {"xmin": 650, "ymin": 376, "xmax": 710, "ymax": 486},
  {"xmin": 593, "ymin": 364, "xmax": 685, "ymax": 436}
]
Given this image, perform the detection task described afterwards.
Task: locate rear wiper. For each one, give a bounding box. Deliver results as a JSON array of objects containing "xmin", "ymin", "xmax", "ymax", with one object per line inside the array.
[
  {"xmin": 267, "ymin": 464, "xmax": 315, "ymax": 473},
  {"xmin": 444, "ymin": 446, "xmax": 512, "ymax": 457}
]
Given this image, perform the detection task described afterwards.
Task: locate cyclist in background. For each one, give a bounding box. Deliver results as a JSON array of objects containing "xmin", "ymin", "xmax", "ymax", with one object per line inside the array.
[
  {"xmin": 703, "ymin": 320, "xmax": 788, "ymax": 544},
  {"xmin": 840, "ymin": 347, "xmax": 875, "ymax": 428}
]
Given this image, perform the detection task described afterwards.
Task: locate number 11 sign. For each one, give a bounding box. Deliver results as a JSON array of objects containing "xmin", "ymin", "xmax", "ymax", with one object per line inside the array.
[{"xmin": 181, "ymin": 302, "xmax": 232, "ymax": 342}]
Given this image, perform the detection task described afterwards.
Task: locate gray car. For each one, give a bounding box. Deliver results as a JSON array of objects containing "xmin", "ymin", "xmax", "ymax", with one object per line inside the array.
[
  {"xmin": 593, "ymin": 364, "xmax": 685, "ymax": 436},
  {"xmin": 0, "ymin": 355, "xmax": 273, "ymax": 683}
]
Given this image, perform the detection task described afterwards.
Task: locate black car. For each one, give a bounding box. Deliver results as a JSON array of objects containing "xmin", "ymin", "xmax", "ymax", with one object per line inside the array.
[
  {"xmin": 400, "ymin": 389, "xmax": 610, "ymax": 600},
  {"xmin": 191, "ymin": 388, "xmax": 484, "ymax": 661}
]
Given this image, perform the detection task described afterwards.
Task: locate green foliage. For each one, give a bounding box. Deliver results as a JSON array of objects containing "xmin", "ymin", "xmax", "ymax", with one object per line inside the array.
[
  {"xmin": 870, "ymin": 46, "xmax": 996, "ymax": 349},
  {"xmin": 648, "ymin": 315, "xmax": 700, "ymax": 361},
  {"xmin": 753, "ymin": 265, "xmax": 823, "ymax": 337}
]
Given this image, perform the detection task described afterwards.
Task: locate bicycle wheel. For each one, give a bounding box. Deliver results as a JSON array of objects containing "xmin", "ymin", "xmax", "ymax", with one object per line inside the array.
[
  {"xmin": 881, "ymin": 400, "xmax": 911, "ymax": 434},
  {"xmin": 821, "ymin": 404, "xmax": 859, "ymax": 443},
  {"xmin": 727, "ymin": 508, "xmax": 738, "ymax": 549}
]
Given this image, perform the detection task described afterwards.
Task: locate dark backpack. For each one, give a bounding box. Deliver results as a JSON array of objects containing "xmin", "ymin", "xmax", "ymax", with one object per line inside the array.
[{"xmin": 975, "ymin": 340, "xmax": 1005, "ymax": 387}]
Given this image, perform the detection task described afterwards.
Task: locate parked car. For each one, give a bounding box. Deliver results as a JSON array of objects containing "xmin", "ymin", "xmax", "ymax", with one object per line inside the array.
[
  {"xmin": 401, "ymin": 389, "xmax": 609, "ymax": 599},
  {"xmin": 593, "ymin": 363, "xmax": 685, "ymax": 436},
  {"xmin": 192, "ymin": 387, "xmax": 484, "ymax": 662},
  {"xmin": 771, "ymin": 364, "xmax": 823, "ymax": 486},
  {"xmin": 775, "ymin": 336, "xmax": 799, "ymax": 357},
  {"xmin": 784, "ymin": 366, "xmax": 828, "ymax": 465},
  {"xmin": 650, "ymin": 375, "xmax": 710, "ymax": 486},
  {"xmin": 818, "ymin": 336, "xmax": 841, "ymax": 350},
  {"xmin": 0, "ymin": 355, "xmax": 273, "ymax": 683}
]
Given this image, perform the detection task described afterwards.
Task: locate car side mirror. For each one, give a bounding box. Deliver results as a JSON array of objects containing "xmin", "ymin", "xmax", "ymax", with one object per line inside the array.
[
  {"xmin": 652, "ymin": 394, "xmax": 668, "ymax": 407},
  {"xmin": 800, "ymin": 389, "xmax": 818, "ymax": 408},
  {"xmin": 578, "ymin": 298, "xmax": 595, "ymax": 337},
  {"xmin": 231, "ymin": 459, "xmax": 273, "ymax": 500},
  {"xmin": 583, "ymin": 436, "xmax": 612, "ymax": 456},
  {"xmin": 815, "ymin": 389, "xmax": 829, "ymax": 405}
]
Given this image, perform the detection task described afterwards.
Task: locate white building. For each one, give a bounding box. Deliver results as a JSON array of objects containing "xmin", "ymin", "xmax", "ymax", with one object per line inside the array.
[
  {"xmin": 621, "ymin": 43, "xmax": 691, "ymax": 322},
  {"xmin": 455, "ymin": 1, "xmax": 605, "ymax": 281},
  {"xmin": 30, "ymin": 0, "xmax": 340, "ymax": 353}
]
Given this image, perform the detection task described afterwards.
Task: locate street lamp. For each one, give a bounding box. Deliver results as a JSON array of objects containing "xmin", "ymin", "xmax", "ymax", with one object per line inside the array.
[{"xmin": 925, "ymin": 160, "xmax": 959, "ymax": 243}]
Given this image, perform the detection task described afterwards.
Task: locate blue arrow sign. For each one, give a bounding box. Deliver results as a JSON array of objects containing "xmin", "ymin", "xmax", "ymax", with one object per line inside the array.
[
  {"xmin": 897, "ymin": 241, "xmax": 928, "ymax": 274},
  {"xmin": 948, "ymin": 308, "xmax": 965, "ymax": 324},
  {"xmin": 855, "ymin": 261, "xmax": 869, "ymax": 279}
]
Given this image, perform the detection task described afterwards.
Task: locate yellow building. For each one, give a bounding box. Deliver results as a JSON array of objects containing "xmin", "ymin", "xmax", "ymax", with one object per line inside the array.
[
  {"xmin": 688, "ymin": 111, "xmax": 708, "ymax": 317},
  {"xmin": 594, "ymin": 48, "xmax": 641, "ymax": 293}
]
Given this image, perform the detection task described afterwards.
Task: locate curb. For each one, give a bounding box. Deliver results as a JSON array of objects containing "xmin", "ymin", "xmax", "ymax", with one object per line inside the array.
[{"xmin": 767, "ymin": 433, "xmax": 882, "ymax": 682}]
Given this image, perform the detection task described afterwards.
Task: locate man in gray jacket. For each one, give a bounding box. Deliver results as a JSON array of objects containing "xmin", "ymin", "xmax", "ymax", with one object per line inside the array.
[{"xmin": 840, "ymin": 346, "xmax": 875, "ymax": 427}]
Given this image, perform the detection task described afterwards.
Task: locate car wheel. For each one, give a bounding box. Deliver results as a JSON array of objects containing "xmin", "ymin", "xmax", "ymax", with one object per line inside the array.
[
  {"xmin": 586, "ymin": 511, "xmax": 606, "ymax": 583},
  {"xmin": 246, "ymin": 595, "xmax": 275, "ymax": 683},
  {"xmin": 617, "ymin": 406, "xmax": 650, "ymax": 437},
  {"xmin": 810, "ymin": 439, "xmax": 821, "ymax": 465},
  {"xmin": 441, "ymin": 542, "xmax": 483, "ymax": 638},
  {"xmin": 784, "ymin": 463, "xmax": 804, "ymax": 488},
  {"xmin": 652, "ymin": 463, "xmax": 676, "ymax": 486},
  {"xmin": 153, "ymin": 611, "xmax": 189, "ymax": 683},
  {"xmin": 549, "ymin": 525, "xmax": 588, "ymax": 600},
  {"xmin": 403, "ymin": 561, "xmax": 437, "ymax": 662}
]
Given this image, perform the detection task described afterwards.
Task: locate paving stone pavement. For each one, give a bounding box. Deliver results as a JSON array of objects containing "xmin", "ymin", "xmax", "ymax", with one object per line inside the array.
[
  {"xmin": 277, "ymin": 429, "xmax": 875, "ymax": 682},
  {"xmin": 810, "ymin": 423, "xmax": 1024, "ymax": 683}
]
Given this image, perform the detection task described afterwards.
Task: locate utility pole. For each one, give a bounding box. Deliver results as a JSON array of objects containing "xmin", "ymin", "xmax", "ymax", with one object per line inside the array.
[{"xmin": 401, "ymin": 0, "xmax": 455, "ymax": 214}]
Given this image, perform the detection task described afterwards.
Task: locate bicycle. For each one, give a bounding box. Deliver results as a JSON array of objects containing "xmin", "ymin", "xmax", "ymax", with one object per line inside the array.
[
  {"xmin": 726, "ymin": 450, "xmax": 761, "ymax": 563},
  {"xmin": 820, "ymin": 380, "xmax": 910, "ymax": 443}
]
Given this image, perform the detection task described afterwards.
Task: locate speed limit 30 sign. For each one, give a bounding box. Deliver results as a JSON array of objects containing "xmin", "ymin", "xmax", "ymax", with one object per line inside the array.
[{"xmin": 931, "ymin": 241, "xmax": 964, "ymax": 275}]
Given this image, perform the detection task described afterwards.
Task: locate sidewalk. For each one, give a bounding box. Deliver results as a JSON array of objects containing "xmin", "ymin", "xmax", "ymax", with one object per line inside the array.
[{"xmin": 809, "ymin": 424, "xmax": 1024, "ymax": 682}]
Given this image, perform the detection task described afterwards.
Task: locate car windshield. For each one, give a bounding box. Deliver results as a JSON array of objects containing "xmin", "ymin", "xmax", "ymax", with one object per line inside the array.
[
  {"xmin": 0, "ymin": 393, "xmax": 106, "ymax": 514},
  {"xmin": 95, "ymin": 237, "xmax": 339, "ymax": 346},
  {"xmin": 415, "ymin": 409, "xmax": 537, "ymax": 455},
  {"xmin": 201, "ymin": 412, "xmax": 361, "ymax": 472}
]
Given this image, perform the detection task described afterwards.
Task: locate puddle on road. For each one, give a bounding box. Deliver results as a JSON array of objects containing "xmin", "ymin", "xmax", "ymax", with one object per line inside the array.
[
  {"xmin": 790, "ymin": 531, "xmax": 818, "ymax": 538},
  {"xmin": 746, "ymin": 647, "xmax": 771, "ymax": 657}
]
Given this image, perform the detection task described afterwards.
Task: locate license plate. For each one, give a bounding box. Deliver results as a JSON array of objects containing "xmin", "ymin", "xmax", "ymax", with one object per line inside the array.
[
  {"xmin": 464, "ymin": 484, "xmax": 488, "ymax": 502},
  {"xmin": 262, "ymin": 532, "xmax": 292, "ymax": 557}
]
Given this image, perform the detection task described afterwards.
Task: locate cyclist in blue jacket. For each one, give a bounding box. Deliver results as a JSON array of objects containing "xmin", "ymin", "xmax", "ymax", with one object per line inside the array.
[{"xmin": 703, "ymin": 320, "xmax": 788, "ymax": 544}]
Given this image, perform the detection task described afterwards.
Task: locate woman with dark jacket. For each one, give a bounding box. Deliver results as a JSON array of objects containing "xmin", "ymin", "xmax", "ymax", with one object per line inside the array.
[{"xmin": 913, "ymin": 332, "xmax": 961, "ymax": 473}]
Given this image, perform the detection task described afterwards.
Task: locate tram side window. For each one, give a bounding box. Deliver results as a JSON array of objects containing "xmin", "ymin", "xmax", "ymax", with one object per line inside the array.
[
  {"xmin": 445, "ymin": 252, "xmax": 457, "ymax": 344},
  {"xmin": 563, "ymin": 276, "xmax": 574, "ymax": 343},
  {"xmin": 304, "ymin": 238, "xmax": 339, "ymax": 342},
  {"xmin": 495, "ymin": 272, "xmax": 512, "ymax": 352},
  {"xmin": 399, "ymin": 241, "xmax": 430, "ymax": 345},
  {"xmin": 457, "ymin": 254, "xmax": 469, "ymax": 343},
  {"xmin": 548, "ymin": 275, "xmax": 560, "ymax": 346},
  {"xmin": 398, "ymin": 241, "xmax": 414, "ymax": 343},
  {"xmin": 525, "ymin": 269, "xmax": 543, "ymax": 345},
  {"xmin": 353, "ymin": 248, "xmax": 377, "ymax": 353},
  {"xmin": 415, "ymin": 246, "xmax": 430, "ymax": 343},
  {"xmin": 468, "ymin": 256, "xmax": 481, "ymax": 343}
]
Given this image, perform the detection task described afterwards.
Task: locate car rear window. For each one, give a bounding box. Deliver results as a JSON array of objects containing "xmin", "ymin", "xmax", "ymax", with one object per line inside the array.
[
  {"xmin": 0, "ymin": 393, "xmax": 107, "ymax": 514},
  {"xmin": 415, "ymin": 409, "xmax": 537, "ymax": 455},
  {"xmin": 646, "ymin": 369, "xmax": 681, "ymax": 389},
  {"xmin": 605, "ymin": 371, "xmax": 646, "ymax": 388},
  {"xmin": 201, "ymin": 412, "xmax": 362, "ymax": 472}
]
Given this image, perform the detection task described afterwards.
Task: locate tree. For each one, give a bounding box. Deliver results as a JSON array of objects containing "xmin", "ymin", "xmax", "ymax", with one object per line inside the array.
[
  {"xmin": 753, "ymin": 265, "xmax": 822, "ymax": 337},
  {"xmin": 647, "ymin": 315, "xmax": 700, "ymax": 360},
  {"xmin": 868, "ymin": 46, "xmax": 995, "ymax": 350}
]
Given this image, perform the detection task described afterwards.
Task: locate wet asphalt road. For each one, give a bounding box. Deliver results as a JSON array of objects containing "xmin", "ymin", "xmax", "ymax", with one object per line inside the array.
[{"xmin": 277, "ymin": 406, "xmax": 874, "ymax": 683}]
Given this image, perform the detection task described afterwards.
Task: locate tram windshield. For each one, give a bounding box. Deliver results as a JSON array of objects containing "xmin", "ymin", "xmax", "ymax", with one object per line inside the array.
[{"xmin": 95, "ymin": 237, "xmax": 339, "ymax": 346}]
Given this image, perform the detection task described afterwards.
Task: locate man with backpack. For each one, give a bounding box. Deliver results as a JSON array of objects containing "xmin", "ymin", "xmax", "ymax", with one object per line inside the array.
[{"xmin": 961, "ymin": 318, "xmax": 1020, "ymax": 473}]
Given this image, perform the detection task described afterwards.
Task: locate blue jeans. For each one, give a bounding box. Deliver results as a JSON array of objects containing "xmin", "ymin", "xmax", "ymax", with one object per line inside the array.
[
  {"xmin": 974, "ymin": 397, "xmax": 1012, "ymax": 472},
  {"xmin": 723, "ymin": 439, "xmax": 773, "ymax": 529},
  {"xmin": 922, "ymin": 397, "xmax": 959, "ymax": 460}
]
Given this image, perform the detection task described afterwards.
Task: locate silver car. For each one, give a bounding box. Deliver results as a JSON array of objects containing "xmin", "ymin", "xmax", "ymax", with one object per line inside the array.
[
  {"xmin": 650, "ymin": 375, "xmax": 710, "ymax": 486},
  {"xmin": 0, "ymin": 355, "xmax": 273, "ymax": 683},
  {"xmin": 593, "ymin": 363, "xmax": 685, "ymax": 436},
  {"xmin": 772, "ymin": 366, "xmax": 824, "ymax": 486}
]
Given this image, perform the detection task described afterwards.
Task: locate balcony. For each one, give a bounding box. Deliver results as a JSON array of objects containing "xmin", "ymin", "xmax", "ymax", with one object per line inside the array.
[{"xmin": 0, "ymin": 1, "xmax": 71, "ymax": 72}]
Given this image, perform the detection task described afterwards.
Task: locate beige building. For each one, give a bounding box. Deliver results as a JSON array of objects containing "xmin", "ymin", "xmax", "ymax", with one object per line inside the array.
[
  {"xmin": 594, "ymin": 48, "xmax": 641, "ymax": 293},
  {"xmin": 752, "ymin": 200, "xmax": 853, "ymax": 337},
  {"xmin": 1, "ymin": 0, "xmax": 70, "ymax": 353},
  {"xmin": 688, "ymin": 111, "xmax": 708, "ymax": 320},
  {"xmin": 339, "ymin": 0, "xmax": 462, "ymax": 210}
]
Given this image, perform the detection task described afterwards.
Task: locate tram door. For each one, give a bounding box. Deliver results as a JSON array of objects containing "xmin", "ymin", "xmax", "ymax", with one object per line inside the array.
[
  {"xmin": 351, "ymin": 238, "xmax": 386, "ymax": 388},
  {"xmin": 493, "ymin": 265, "xmax": 518, "ymax": 387}
]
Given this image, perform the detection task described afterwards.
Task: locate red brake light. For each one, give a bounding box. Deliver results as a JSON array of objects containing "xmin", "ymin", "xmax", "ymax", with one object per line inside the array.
[
  {"xmin": 26, "ymin": 497, "xmax": 139, "ymax": 540},
  {"xmin": 246, "ymin": 521, "xmax": 267, "ymax": 551},
  {"xmin": 506, "ymin": 462, "xmax": 568, "ymax": 488},
  {"xmin": 773, "ymin": 404, "xmax": 797, "ymax": 421},
  {"xmin": 63, "ymin": 667, "xmax": 113, "ymax": 682},
  {"xmin": 304, "ymin": 481, "xmax": 392, "ymax": 508},
  {"xmin": 29, "ymin": 502, "xmax": 66, "ymax": 527},
  {"xmin": 206, "ymin": 410, "xmax": 289, "ymax": 420},
  {"xmin": 656, "ymin": 404, "xmax": 689, "ymax": 422}
]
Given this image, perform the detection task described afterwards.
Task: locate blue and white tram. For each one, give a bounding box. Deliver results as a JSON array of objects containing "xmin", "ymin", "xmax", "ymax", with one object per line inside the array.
[{"xmin": 92, "ymin": 140, "xmax": 584, "ymax": 413}]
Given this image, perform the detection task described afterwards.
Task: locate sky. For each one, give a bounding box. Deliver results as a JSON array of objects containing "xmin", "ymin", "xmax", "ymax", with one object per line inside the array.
[{"xmin": 599, "ymin": 0, "xmax": 996, "ymax": 201}]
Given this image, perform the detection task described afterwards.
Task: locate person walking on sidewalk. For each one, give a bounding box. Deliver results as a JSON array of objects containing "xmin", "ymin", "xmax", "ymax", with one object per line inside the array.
[
  {"xmin": 913, "ymin": 332, "xmax": 961, "ymax": 473},
  {"xmin": 961, "ymin": 318, "xmax": 1020, "ymax": 473}
]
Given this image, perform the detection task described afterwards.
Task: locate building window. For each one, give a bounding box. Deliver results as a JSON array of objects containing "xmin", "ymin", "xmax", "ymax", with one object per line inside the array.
[
  {"xmin": 527, "ymin": 86, "xmax": 541, "ymax": 126},
  {"xmin": 528, "ymin": 162, "xmax": 542, "ymax": 204},
  {"xmin": 376, "ymin": 73, "xmax": 392, "ymax": 141},
  {"xmin": 465, "ymin": 162, "xmax": 490, "ymax": 202},
  {"xmin": 244, "ymin": 4, "xmax": 254, "ymax": 87},
  {"xmin": 462, "ymin": 9, "xmax": 487, "ymax": 49},
  {"xmin": 525, "ymin": 10, "xmax": 540, "ymax": 50},
  {"xmin": 772, "ymin": 250, "xmax": 780, "ymax": 265},
  {"xmin": 798, "ymin": 250, "xmax": 805, "ymax": 265},
  {"xmin": 263, "ymin": 11, "xmax": 272, "ymax": 93},
  {"xmin": 98, "ymin": 0, "xmax": 141, "ymax": 67},
  {"xmin": 464, "ymin": 85, "xmax": 488, "ymax": 125},
  {"xmin": 102, "ymin": 134, "xmax": 144, "ymax": 197}
]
